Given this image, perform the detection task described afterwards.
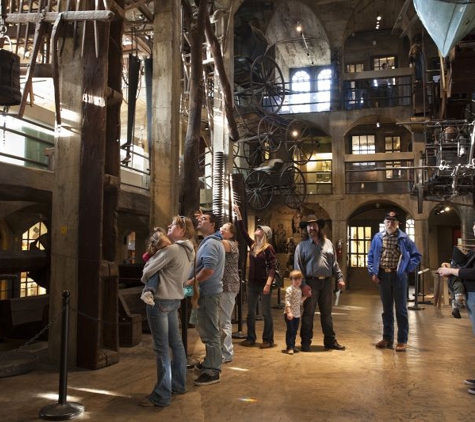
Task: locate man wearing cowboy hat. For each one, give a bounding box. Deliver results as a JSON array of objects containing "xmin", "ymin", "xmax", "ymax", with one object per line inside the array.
[
  {"xmin": 294, "ymin": 214, "xmax": 346, "ymax": 352},
  {"xmin": 367, "ymin": 211, "xmax": 421, "ymax": 352}
]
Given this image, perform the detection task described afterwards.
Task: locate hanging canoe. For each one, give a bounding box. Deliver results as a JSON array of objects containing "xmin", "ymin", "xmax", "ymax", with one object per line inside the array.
[{"xmin": 414, "ymin": 0, "xmax": 475, "ymax": 57}]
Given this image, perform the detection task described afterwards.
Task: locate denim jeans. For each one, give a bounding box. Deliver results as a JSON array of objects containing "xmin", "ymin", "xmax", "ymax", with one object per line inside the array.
[
  {"xmin": 300, "ymin": 278, "xmax": 335, "ymax": 347},
  {"xmin": 284, "ymin": 315, "xmax": 300, "ymax": 350},
  {"xmin": 466, "ymin": 291, "xmax": 475, "ymax": 336},
  {"xmin": 196, "ymin": 294, "xmax": 222, "ymax": 376},
  {"xmin": 246, "ymin": 283, "xmax": 274, "ymax": 344},
  {"xmin": 146, "ymin": 299, "xmax": 187, "ymax": 406},
  {"xmin": 219, "ymin": 291, "xmax": 238, "ymax": 361},
  {"xmin": 378, "ymin": 271, "xmax": 409, "ymax": 344}
]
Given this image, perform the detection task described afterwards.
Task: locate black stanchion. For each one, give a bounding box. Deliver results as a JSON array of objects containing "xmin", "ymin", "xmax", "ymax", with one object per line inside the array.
[
  {"xmin": 232, "ymin": 281, "xmax": 246, "ymax": 339},
  {"xmin": 271, "ymin": 287, "xmax": 285, "ymax": 309},
  {"xmin": 409, "ymin": 268, "xmax": 425, "ymax": 311},
  {"xmin": 39, "ymin": 290, "xmax": 84, "ymax": 421}
]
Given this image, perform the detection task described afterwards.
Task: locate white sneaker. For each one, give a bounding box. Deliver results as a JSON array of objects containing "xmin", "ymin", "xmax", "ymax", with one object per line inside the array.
[{"xmin": 140, "ymin": 291, "xmax": 155, "ymax": 306}]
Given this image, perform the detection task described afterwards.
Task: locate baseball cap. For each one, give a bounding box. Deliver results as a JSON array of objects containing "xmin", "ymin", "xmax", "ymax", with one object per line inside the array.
[{"xmin": 384, "ymin": 211, "xmax": 399, "ymax": 221}]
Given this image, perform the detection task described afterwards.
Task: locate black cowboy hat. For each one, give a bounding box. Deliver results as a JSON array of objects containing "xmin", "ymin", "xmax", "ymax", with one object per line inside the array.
[{"xmin": 299, "ymin": 214, "xmax": 325, "ymax": 229}]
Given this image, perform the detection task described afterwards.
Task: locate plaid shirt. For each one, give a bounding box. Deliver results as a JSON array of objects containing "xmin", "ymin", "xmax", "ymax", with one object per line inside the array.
[{"xmin": 380, "ymin": 231, "xmax": 400, "ymax": 269}]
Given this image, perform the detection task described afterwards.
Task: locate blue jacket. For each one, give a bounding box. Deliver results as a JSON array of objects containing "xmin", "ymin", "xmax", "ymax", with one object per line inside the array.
[
  {"xmin": 193, "ymin": 232, "xmax": 225, "ymax": 296},
  {"xmin": 367, "ymin": 229, "xmax": 421, "ymax": 279}
]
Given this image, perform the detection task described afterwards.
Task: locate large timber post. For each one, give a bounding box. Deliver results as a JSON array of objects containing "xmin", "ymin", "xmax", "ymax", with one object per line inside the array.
[{"xmin": 49, "ymin": 9, "xmax": 122, "ymax": 369}]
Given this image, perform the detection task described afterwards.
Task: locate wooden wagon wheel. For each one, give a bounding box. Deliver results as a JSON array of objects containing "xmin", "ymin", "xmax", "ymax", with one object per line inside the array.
[
  {"xmin": 257, "ymin": 115, "xmax": 283, "ymax": 153},
  {"xmin": 279, "ymin": 165, "xmax": 307, "ymax": 209},
  {"xmin": 245, "ymin": 169, "xmax": 273, "ymax": 210},
  {"xmin": 250, "ymin": 55, "xmax": 285, "ymax": 115},
  {"xmin": 284, "ymin": 119, "xmax": 316, "ymax": 165}
]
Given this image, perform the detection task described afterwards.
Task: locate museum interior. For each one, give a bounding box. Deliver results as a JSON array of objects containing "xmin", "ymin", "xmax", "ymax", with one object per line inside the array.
[{"xmin": 1, "ymin": 0, "xmax": 475, "ymax": 420}]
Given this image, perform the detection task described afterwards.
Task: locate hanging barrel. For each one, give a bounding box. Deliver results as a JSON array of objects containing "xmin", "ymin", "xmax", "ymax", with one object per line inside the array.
[{"xmin": 0, "ymin": 49, "xmax": 21, "ymax": 106}]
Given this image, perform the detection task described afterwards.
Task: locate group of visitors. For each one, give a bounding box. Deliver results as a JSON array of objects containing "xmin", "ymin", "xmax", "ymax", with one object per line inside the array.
[{"xmin": 136, "ymin": 206, "xmax": 475, "ymax": 408}]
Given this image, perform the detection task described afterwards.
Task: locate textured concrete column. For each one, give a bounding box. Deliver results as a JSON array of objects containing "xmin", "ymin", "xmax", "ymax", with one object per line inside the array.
[{"xmin": 151, "ymin": 0, "xmax": 182, "ymax": 224}]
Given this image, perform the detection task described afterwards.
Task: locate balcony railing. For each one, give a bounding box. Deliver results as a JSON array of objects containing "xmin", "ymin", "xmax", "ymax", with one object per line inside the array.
[
  {"xmin": 0, "ymin": 114, "xmax": 54, "ymax": 170},
  {"xmin": 345, "ymin": 153, "xmax": 415, "ymax": 194}
]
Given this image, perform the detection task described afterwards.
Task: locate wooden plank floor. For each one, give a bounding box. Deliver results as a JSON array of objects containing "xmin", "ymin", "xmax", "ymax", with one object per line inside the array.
[{"xmin": 1, "ymin": 290, "xmax": 474, "ymax": 422}]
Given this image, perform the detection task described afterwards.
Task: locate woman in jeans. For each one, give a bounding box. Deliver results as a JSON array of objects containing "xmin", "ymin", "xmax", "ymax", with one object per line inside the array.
[
  {"xmin": 138, "ymin": 215, "xmax": 195, "ymax": 407},
  {"xmin": 233, "ymin": 204, "xmax": 277, "ymax": 349},
  {"xmin": 218, "ymin": 222, "xmax": 240, "ymax": 363}
]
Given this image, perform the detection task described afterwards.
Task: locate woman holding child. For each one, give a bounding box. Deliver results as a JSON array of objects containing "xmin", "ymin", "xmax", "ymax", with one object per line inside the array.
[{"xmin": 139, "ymin": 215, "xmax": 195, "ymax": 408}]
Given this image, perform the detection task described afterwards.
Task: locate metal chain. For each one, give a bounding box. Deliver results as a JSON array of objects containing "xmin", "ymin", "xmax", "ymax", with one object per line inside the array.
[
  {"xmin": 0, "ymin": 303, "xmax": 65, "ymax": 361},
  {"xmin": 71, "ymin": 306, "xmax": 138, "ymax": 326},
  {"xmin": 0, "ymin": 303, "xmax": 140, "ymax": 361}
]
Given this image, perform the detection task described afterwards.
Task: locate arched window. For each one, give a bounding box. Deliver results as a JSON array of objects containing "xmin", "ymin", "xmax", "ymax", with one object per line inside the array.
[
  {"xmin": 291, "ymin": 70, "xmax": 311, "ymax": 113},
  {"xmin": 316, "ymin": 68, "xmax": 332, "ymax": 111},
  {"xmin": 21, "ymin": 222, "xmax": 48, "ymax": 297}
]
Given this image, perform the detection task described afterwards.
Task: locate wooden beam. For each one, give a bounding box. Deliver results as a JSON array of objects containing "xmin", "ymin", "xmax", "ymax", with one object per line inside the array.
[{"xmin": 5, "ymin": 11, "xmax": 115, "ymax": 25}]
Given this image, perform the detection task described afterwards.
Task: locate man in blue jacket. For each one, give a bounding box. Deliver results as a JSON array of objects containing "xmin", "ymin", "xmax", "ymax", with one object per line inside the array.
[
  {"xmin": 186, "ymin": 212, "xmax": 225, "ymax": 386},
  {"xmin": 367, "ymin": 211, "xmax": 421, "ymax": 352}
]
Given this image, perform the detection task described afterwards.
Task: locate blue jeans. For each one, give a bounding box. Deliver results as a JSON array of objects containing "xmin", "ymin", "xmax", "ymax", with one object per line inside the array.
[
  {"xmin": 246, "ymin": 283, "xmax": 274, "ymax": 344},
  {"xmin": 378, "ymin": 271, "xmax": 409, "ymax": 344},
  {"xmin": 284, "ymin": 315, "xmax": 300, "ymax": 350},
  {"xmin": 466, "ymin": 291, "xmax": 475, "ymax": 336},
  {"xmin": 219, "ymin": 291, "xmax": 238, "ymax": 361},
  {"xmin": 196, "ymin": 294, "xmax": 222, "ymax": 376},
  {"xmin": 146, "ymin": 299, "xmax": 187, "ymax": 406},
  {"xmin": 300, "ymin": 278, "xmax": 335, "ymax": 347}
]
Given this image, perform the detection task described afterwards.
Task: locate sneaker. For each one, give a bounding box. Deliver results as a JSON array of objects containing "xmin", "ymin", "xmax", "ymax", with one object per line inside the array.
[
  {"xmin": 137, "ymin": 396, "xmax": 155, "ymax": 407},
  {"xmin": 464, "ymin": 379, "xmax": 475, "ymax": 388},
  {"xmin": 259, "ymin": 342, "xmax": 276, "ymax": 349},
  {"xmin": 452, "ymin": 308, "xmax": 462, "ymax": 319},
  {"xmin": 325, "ymin": 341, "xmax": 346, "ymax": 351},
  {"xmin": 140, "ymin": 291, "xmax": 155, "ymax": 306},
  {"xmin": 137, "ymin": 395, "xmax": 169, "ymax": 407},
  {"xmin": 375, "ymin": 339, "xmax": 393, "ymax": 349},
  {"xmin": 194, "ymin": 373, "xmax": 220, "ymax": 386},
  {"xmin": 240, "ymin": 339, "xmax": 255, "ymax": 347},
  {"xmin": 286, "ymin": 349, "xmax": 294, "ymax": 355},
  {"xmin": 194, "ymin": 362, "xmax": 203, "ymax": 373}
]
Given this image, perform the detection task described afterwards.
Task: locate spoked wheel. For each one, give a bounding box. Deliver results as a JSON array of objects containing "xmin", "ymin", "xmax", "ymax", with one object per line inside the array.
[
  {"xmin": 257, "ymin": 115, "xmax": 283, "ymax": 153},
  {"xmin": 233, "ymin": 141, "xmax": 240, "ymax": 159},
  {"xmin": 243, "ymin": 141, "xmax": 268, "ymax": 168},
  {"xmin": 250, "ymin": 55, "xmax": 286, "ymax": 115},
  {"xmin": 285, "ymin": 119, "xmax": 315, "ymax": 165},
  {"xmin": 279, "ymin": 165, "xmax": 307, "ymax": 209},
  {"xmin": 245, "ymin": 169, "xmax": 273, "ymax": 210}
]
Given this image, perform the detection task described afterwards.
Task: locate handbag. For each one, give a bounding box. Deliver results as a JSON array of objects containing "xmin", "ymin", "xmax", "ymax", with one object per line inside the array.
[{"xmin": 271, "ymin": 269, "xmax": 283, "ymax": 289}]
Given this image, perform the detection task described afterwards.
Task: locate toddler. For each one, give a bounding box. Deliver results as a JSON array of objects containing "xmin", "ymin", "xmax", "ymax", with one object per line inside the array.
[
  {"xmin": 140, "ymin": 228, "xmax": 172, "ymax": 306},
  {"xmin": 283, "ymin": 270, "xmax": 306, "ymax": 354}
]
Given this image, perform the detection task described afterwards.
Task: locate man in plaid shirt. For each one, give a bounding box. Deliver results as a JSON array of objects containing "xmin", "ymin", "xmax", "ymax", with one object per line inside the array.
[{"xmin": 367, "ymin": 211, "xmax": 421, "ymax": 352}]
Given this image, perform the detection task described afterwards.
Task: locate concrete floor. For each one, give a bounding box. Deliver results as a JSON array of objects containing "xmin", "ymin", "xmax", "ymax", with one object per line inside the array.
[{"xmin": 1, "ymin": 289, "xmax": 475, "ymax": 422}]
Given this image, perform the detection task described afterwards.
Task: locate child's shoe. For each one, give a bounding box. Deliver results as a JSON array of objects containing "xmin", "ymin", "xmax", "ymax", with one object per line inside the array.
[{"xmin": 141, "ymin": 291, "xmax": 155, "ymax": 306}]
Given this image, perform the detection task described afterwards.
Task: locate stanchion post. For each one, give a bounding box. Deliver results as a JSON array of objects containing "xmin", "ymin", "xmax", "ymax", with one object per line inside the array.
[
  {"xmin": 39, "ymin": 290, "xmax": 85, "ymax": 420},
  {"xmin": 232, "ymin": 278, "xmax": 246, "ymax": 339},
  {"xmin": 409, "ymin": 267, "xmax": 424, "ymax": 311}
]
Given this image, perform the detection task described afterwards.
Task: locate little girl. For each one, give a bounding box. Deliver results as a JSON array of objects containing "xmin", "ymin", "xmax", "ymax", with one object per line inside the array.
[
  {"xmin": 140, "ymin": 228, "xmax": 172, "ymax": 306},
  {"xmin": 283, "ymin": 270, "xmax": 306, "ymax": 354}
]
